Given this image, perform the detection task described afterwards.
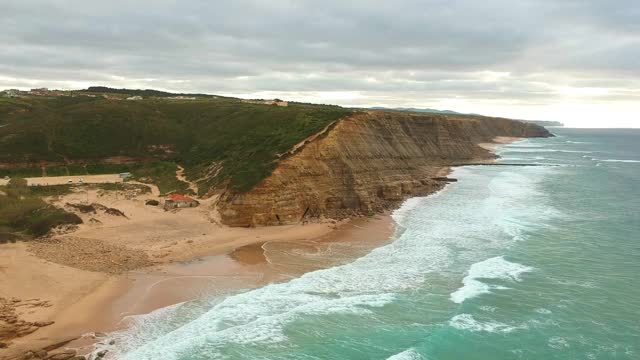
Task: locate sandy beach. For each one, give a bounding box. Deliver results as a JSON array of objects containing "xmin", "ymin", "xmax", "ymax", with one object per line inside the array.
[
  {"xmin": 0, "ymin": 184, "xmax": 394, "ymax": 359},
  {"xmin": 0, "ymin": 137, "xmax": 519, "ymax": 359}
]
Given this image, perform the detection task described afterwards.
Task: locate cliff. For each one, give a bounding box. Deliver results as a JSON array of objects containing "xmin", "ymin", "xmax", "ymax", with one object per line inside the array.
[{"xmin": 217, "ymin": 111, "xmax": 552, "ymax": 226}]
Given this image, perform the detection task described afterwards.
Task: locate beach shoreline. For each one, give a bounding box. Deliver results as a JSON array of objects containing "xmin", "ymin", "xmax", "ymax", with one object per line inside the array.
[
  {"xmin": 0, "ymin": 136, "xmax": 521, "ymax": 359},
  {"xmin": 0, "ymin": 210, "xmax": 395, "ymax": 359}
]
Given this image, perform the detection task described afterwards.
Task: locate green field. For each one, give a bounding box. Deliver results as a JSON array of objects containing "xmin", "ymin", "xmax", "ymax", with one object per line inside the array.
[{"xmin": 0, "ymin": 92, "xmax": 351, "ymax": 193}]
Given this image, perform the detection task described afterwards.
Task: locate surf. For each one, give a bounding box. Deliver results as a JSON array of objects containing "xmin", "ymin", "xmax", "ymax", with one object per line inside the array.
[{"xmin": 109, "ymin": 141, "xmax": 557, "ymax": 359}]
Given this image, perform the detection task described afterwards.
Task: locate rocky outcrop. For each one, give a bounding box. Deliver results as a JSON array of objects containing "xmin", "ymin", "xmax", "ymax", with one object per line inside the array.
[
  {"xmin": 0, "ymin": 297, "xmax": 54, "ymax": 350},
  {"xmin": 217, "ymin": 111, "xmax": 552, "ymax": 226}
]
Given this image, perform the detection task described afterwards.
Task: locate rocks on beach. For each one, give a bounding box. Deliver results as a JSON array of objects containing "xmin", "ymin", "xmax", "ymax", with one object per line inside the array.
[
  {"xmin": 431, "ymin": 177, "xmax": 458, "ymax": 183},
  {"xmin": 19, "ymin": 349, "xmax": 85, "ymax": 360},
  {"xmin": 0, "ymin": 297, "xmax": 54, "ymax": 350},
  {"xmin": 65, "ymin": 203, "xmax": 127, "ymax": 219}
]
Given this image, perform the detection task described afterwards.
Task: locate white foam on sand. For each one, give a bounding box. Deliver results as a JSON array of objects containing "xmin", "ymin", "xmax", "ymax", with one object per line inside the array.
[
  {"xmin": 386, "ymin": 348, "xmax": 424, "ymax": 360},
  {"xmin": 450, "ymin": 256, "xmax": 533, "ymax": 304},
  {"xmin": 115, "ymin": 143, "xmax": 557, "ymax": 359}
]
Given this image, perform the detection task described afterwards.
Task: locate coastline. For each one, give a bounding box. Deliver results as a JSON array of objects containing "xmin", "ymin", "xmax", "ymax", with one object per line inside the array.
[
  {"xmin": 0, "ymin": 136, "xmax": 521, "ymax": 359},
  {"xmin": 1, "ymin": 214, "xmax": 395, "ymax": 359}
]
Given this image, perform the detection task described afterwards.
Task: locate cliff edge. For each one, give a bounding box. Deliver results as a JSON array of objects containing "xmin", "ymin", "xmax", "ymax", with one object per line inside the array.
[{"xmin": 218, "ymin": 111, "xmax": 552, "ymax": 226}]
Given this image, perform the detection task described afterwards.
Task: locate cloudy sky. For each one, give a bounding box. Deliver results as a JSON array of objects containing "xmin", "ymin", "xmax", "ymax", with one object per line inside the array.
[{"xmin": 1, "ymin": 0, "xmax": 638, "ymax": 127}]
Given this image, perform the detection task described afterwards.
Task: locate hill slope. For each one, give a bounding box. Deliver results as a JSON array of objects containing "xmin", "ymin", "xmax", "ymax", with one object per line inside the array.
[
  {"xmin": 0, "ymin": 96, "xmax": 350, "ymax": 192},
  {"xmin": 0, "ymin": 92, "xmax": 553, "ymax": 228},
  {"xmin": 218, "ymin": 111, "xmax": 552, "ymax": 226}
]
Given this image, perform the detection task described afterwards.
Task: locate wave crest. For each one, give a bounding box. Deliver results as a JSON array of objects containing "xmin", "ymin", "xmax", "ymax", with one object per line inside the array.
[{"xmin": 450, "ymin": 256, "xmax": 533, "ymax": 304}]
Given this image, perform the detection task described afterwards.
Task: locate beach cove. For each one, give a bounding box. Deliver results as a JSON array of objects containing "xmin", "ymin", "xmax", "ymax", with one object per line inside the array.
[{"xmin": 76, "ymin": 129, "xmax": 639, "ymax": 360}]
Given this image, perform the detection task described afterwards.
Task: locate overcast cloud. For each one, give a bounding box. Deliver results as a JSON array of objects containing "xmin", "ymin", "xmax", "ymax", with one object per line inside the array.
[{"xmin": 1, "ymin": 0, "xmax": 638, "ymax": 127}]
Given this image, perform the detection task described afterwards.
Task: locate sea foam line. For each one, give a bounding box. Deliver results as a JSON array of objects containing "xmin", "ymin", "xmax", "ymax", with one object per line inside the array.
[
  {"xmin": 449, "ymin": 314, "xmax": 525, "ymax": 333},
  {"xmin": 450, "ymin": 256, "xmax": 533, "ymax": 304},
  {"xmin": 594, "ymin": 158, "xmax": 640, "ymax": 163},
  {"xmin": 114, "ymin": 143, "xmax": 556, "ymax": 359}
]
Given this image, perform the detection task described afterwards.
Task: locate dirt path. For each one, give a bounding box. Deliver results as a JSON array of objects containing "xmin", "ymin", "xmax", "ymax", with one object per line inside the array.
[{"xmin": 176, "ymin": 165, "xmax": 198, "ymax": 194}]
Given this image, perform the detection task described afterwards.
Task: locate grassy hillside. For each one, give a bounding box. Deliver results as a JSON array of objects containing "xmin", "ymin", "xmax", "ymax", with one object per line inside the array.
[
  {"xmin": 0, "ymin": 95, "xmax": 351, "ymax": 193},
  {"xmin": 0, "ymin": 179, "xmax": 81, "ymax": 241}
]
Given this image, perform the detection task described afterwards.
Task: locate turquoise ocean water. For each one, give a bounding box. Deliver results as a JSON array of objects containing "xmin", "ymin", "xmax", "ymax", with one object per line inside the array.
[{"xmin": 109, "ymin": 128, "xmax": 639, "ymax": 359}]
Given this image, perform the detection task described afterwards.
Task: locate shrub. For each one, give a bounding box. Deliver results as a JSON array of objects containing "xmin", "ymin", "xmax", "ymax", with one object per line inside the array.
[
  {"xmin": 0, "ymin": 178, "xmax": 83, "ymax": 239},
  {"xmin": 145, "ymin": 199, "xmax": 159, "ymax": 206}
]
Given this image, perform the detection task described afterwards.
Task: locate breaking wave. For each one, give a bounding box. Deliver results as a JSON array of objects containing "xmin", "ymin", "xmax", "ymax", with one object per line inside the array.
[
  {"xmin": 595, "ymin": 158, "xmax": 640, "ymax": 163},
  {"xmin": 109, "ymin": 145, "xmax": 556, "ymax": 359},
  {"xmin": 450, "ymin": 256, "xmax": 533, "ymax": 304},
  {"xmin": 386, "ymin": 349, "xmax": 424, "ymax": 360}
]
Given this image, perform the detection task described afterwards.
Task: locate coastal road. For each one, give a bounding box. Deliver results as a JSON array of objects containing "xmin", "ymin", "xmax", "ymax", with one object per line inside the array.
[{"xmin": 25, "ymin": 174, "xmax": 123, "ymax": 186}]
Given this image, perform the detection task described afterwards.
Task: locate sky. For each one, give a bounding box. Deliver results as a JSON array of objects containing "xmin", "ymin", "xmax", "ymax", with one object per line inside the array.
[{"xmin": 1, "ymin": 0, "xmax": 638, "ymax": 127}]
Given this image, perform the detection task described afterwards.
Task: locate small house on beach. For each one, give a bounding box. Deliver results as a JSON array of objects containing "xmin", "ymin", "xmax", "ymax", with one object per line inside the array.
[{"xmin": 164, "ymin": 194, "xmax": 199, "ymax": 210}]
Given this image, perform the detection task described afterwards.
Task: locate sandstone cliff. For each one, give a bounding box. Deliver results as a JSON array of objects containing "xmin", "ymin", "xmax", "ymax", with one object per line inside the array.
[{"xmin": 217, "ymin": 111, "xmax": 552, "ymax": 226}]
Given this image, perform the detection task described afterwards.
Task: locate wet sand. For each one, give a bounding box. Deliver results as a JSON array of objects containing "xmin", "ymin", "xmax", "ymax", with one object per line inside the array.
[
  {"xmin": 1, "ymin": 136, "xmax": 514, "ymax": 358},
  {"xmin": 122, "ymin": 214, "xmax": 394, "ymax": 321},
  {"xmin": 0, "ymin": 214, "xmax": 394, "ymax": 358}
]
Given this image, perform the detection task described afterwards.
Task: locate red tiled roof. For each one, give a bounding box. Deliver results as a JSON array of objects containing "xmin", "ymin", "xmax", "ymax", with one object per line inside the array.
[{"xmin": 167, "ymin": 194, "xmax": 196, "ymax": 202}]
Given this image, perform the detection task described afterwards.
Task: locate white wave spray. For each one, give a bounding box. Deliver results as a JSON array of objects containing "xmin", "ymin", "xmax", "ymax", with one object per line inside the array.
[{"xmin": 111, "ymin": 143, "xmax": 558, "ymax": 359}]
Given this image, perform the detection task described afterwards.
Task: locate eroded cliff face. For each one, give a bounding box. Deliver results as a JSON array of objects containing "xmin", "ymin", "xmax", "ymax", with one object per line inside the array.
[{"xmin": 217, "ymin": 111, "xmax": 551, "ymax": 226}]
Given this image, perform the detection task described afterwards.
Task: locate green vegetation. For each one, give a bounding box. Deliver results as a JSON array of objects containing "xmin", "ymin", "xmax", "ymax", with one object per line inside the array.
[
  {"xmin": 28, "ymin": 184, "xmax": 74, "ymax": 197},
  {"xmin": 0, "ymin": 162, "xmax": 184, "ymax": 195},
  {"xmin": 130, "ymin": 161, "xmax": 190, "ymax": 194},
  {"xmin": 80, "ymin": 86, "xmax": 218, "ymax": 98},
  {"xmin": 0, "ymin": 179, "xmax": 81, "ymax": 240},
  {"xmin": 0, "ymin": 93, "xmax": 352, "ymax": 193},
  {"xmin": 90, "ymin": 182, "xmax": 152, "ymax": 194}
]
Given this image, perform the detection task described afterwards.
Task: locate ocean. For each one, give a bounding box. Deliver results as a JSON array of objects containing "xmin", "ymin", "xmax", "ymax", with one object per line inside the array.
[{"xmin": 108, "ymin": 128, "xmax": 640, "ymax": 360}]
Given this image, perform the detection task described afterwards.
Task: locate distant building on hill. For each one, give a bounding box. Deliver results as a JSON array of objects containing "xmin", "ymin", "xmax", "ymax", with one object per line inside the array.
[
  {"xmin": 29, "ymin": 88, "xmax": 50, "ymax": 96},
  {"xmin": 164, "ymin": 194, "xmax": 199, "ymax": 210},
  {"xmin": 126, "ymin": 96, "xmax": 143, "ymax": 100},
  {"xmin": 270, "ymin": 99, "xmax": 288, "ymax": 107},
  {"xmin": 241, "ymin": 98, "xmax": 288, "ymax": 107},
  {"xmin": 2, "ymin": 89, "xmax": 21, "ymax": 97},
  {"xmin": 167, "ymin": 96, "xmax": 196, "ymax": 100}
]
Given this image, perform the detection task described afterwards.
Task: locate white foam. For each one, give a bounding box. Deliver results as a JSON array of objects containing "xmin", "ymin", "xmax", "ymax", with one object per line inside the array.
[
  {"xmin": 386, "ymin": 348, "xmax": 424, "ymax": 360},
  {"xmin": 597, "ymin": 159, "xmax": 640, "ymax": 163},
  {"xmin": 479, "ymin": 305, "xmax": 497, "ymax": 312},
  {"xmin": 449, "ymin": 314, "xmax": 524, "ymax": 333},
  {"xmin": 499, "ymin": 156, "xmax": 547, "ymax": 161},
  {"xmin": 504, "ymin": 149, "xmax": 592, "ymax": 154},
  {"xmin": 450, "ymin": 256, "xmax": 533, "ymax": 303},
  {"xmin": 548, "ymin": 336, "xmax": 570, "ymax": 349},
  {"xmin": 115, "ymin": 150, "xmax": 557, "ymax": 359}
]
